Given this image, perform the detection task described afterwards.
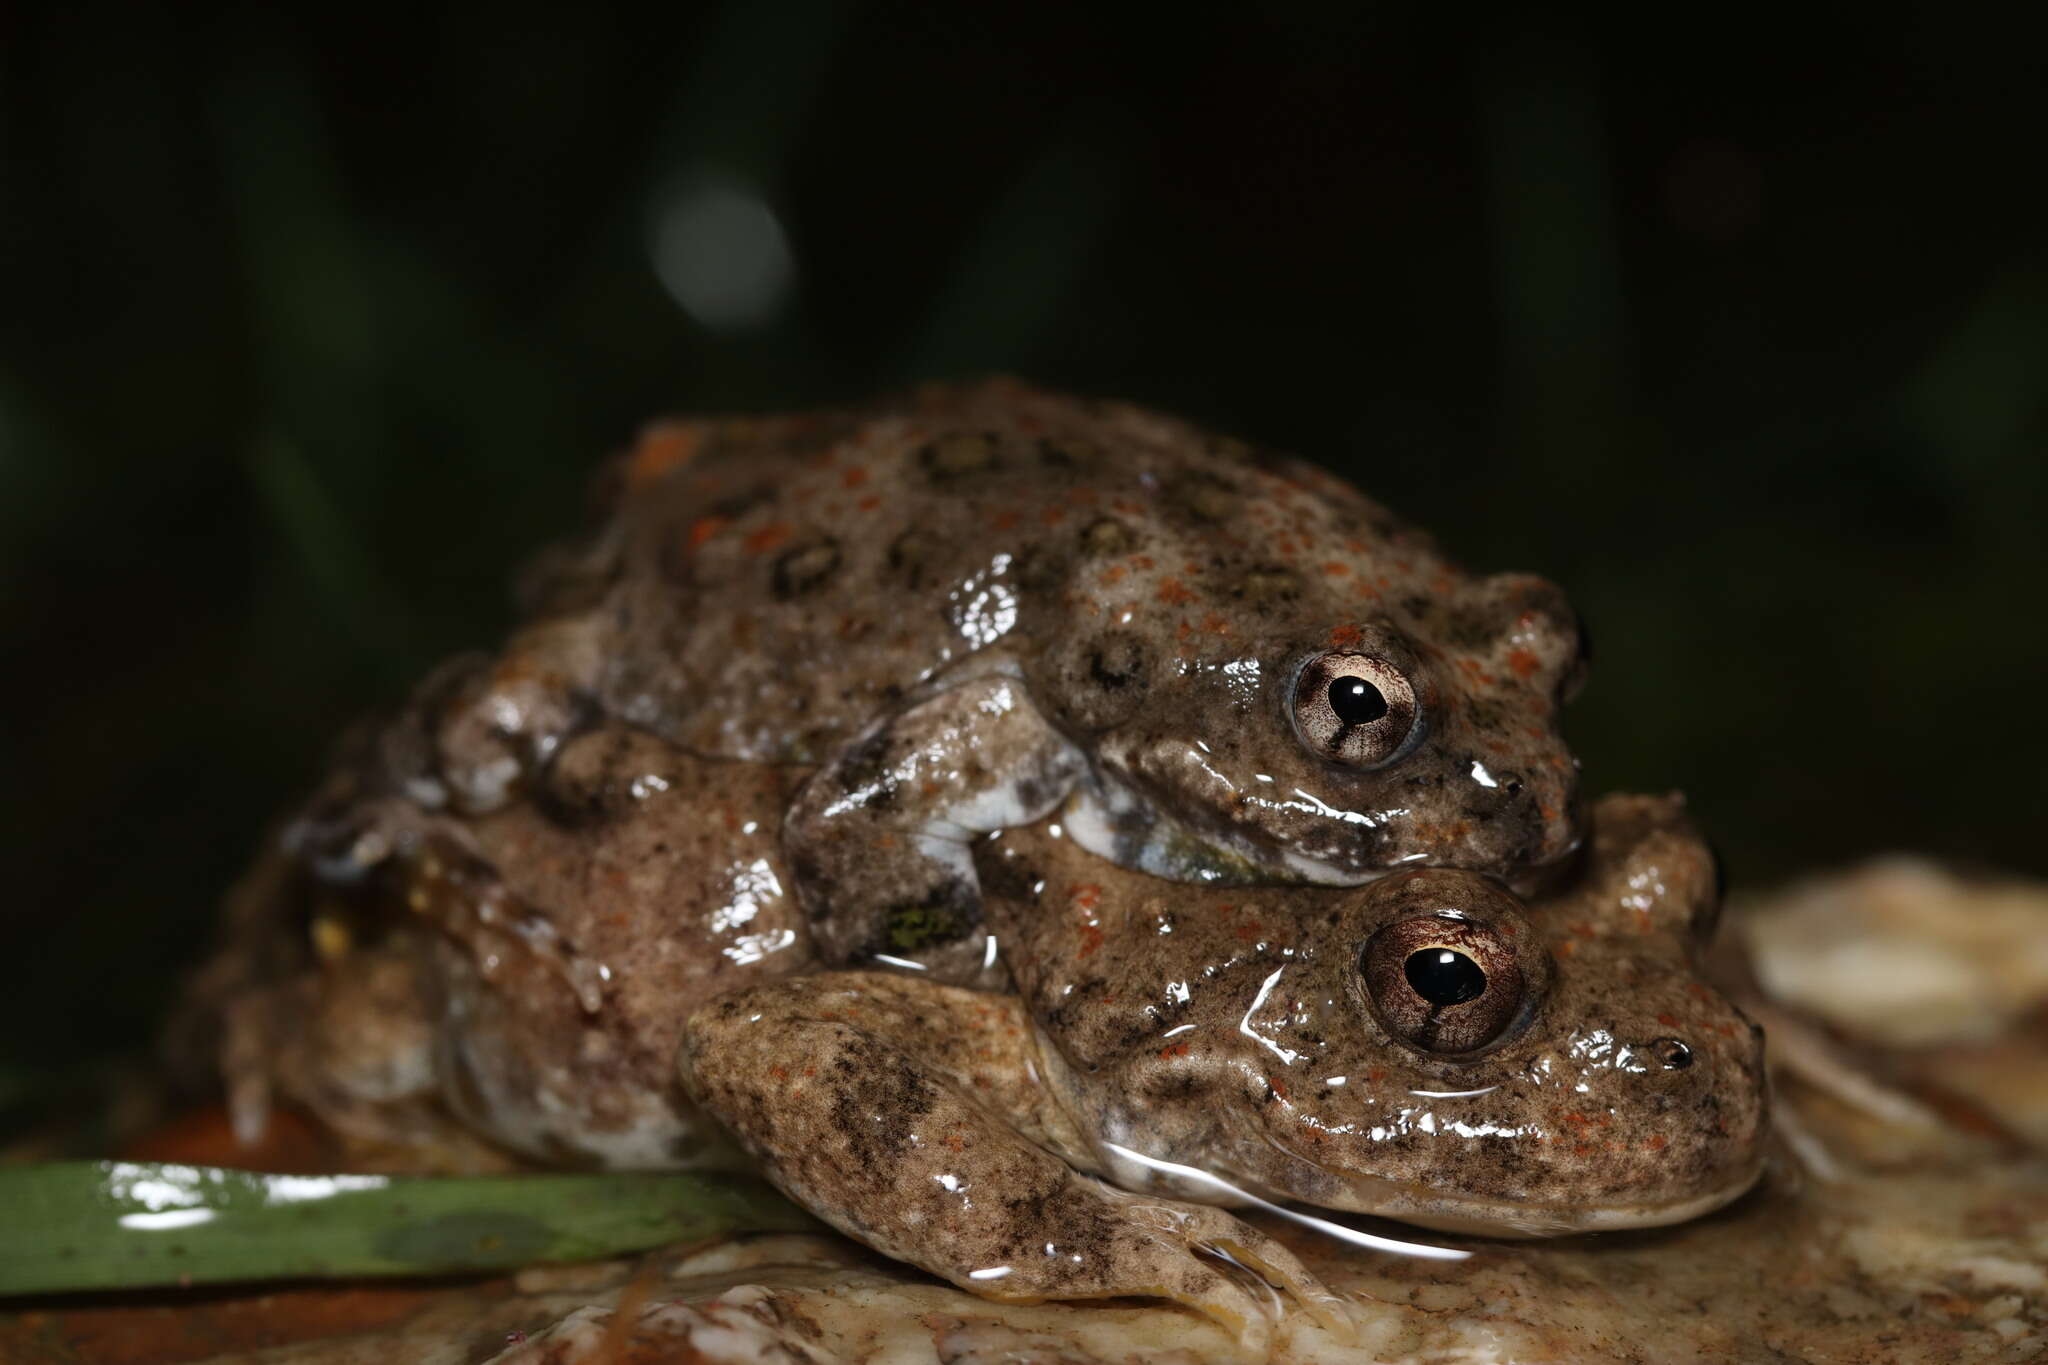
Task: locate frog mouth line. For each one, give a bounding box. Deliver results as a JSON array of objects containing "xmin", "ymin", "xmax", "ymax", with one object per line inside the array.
[
  {"xmin": 1348, "ymin": 1161, "xmax": 1768, "ymax": 1239},
  {"xmin": 1240, "ymin": 1134, "xmax": 1768, "ymax": 1240}
]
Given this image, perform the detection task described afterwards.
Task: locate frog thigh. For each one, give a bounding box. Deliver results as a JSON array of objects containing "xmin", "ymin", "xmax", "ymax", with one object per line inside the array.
[
  {"xmin": 783, "ymin": 676, "xmax": 1085, "ymax": 970},
  {"xmin": 678, "ymin": 972, "xmax": 1349, "ymax": 1347}
]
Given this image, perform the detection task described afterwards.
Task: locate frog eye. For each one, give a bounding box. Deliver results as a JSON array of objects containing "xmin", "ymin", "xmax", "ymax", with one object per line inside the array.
[
  {"xmin": 1360, "ymin": 915, "xmax": 1526, "ymax": 1054},
  {"xmin": 1291, "ymin": 653, "xmax": 1422, "ymax": 768}
]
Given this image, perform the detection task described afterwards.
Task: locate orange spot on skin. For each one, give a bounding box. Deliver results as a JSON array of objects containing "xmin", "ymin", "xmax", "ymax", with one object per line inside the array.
[
  {"xmin": 1268, "ymin": 1078, "xmax": 1288, "ymax": 1100},
  {"xmin": 1234, "ymin": 921, "xmax": 1263, "ymax": 942},
  {"xmin": 768, "ymin": 1066, "xmax": 788, "ymax": 1081},
  {"xmin": 1066, "ymin": 884, "xmax": 1106, "ymax": 956},
  {"xmin": 1157, "ymin": 578, "xmax": 1195, "ymax": 606},
  {"xmin": 1041, "ymin": 505, "xmax": 1068, "ymax": 526},
  {"xmin": 1508, "ymin": 648, "xmax": 1541, "ymax": 681},
  {"xmin": 745, "ymin": 523, "xmax": 792, "ymax": 554},
  {"xmin": 1557, "ymin": 940, "xmax": 1577, "ymax": 958},
  {"xmin": 624, "ymin": 420, "xmax": 703, "ymax": 490},
  {"xmin": 1321, "ymin": 561, "xmax": 1351, "ymax": 577},
  {"xmin": 1102, "ymin": 564, "xmax": 1127, "ymax": 584},
  {"xmin": 1657, "ymin": 1013, "xmax": 1679, "ymax": 1028},
  {"xmin": 688, "ymin": 516, "xmax": 729, "ymax": 550},
  {"xmin": 1644, "ymin": 1134, "xmax": 1668, "ymax": 1151},
  {"xmin": 1200, "ymin": 612, "xmax": 1231, "ymax": 636},
  {"xmin": 841, "ymin": 466, "xmax": 869, "ymax": 488},
  {"xmin": 857, "ymin": 494, "xmax": 882, "ymax": 511},
  {"xmin": 992, "ymin": 509, "xmax": 1021, "ymax": 531},
  {"xmin": 1327, "ymin": 623, "xmax": 1364, "ymax": 649},
  {"xmin": 1160, "ymin": 1042, "xmax": 1192, "ymax": 1059}
]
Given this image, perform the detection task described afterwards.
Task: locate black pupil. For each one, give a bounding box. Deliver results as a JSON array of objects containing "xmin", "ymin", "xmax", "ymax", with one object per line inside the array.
[
  {"xmin": 1404, "ymin": 948, "xmax": 1487, "ymax": 1006},
  {"xmin": 1329, "ymin": 676, "xmax": 1389, "ymax": 725}
]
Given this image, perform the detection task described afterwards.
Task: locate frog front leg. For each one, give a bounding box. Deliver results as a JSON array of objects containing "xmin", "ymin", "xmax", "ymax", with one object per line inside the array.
[
  {"xmin": 678, "ymin": 972, "xmax": 1351, "ymax": 1347},
  {"xmin": 783, "ymin": 675, "xmax": 1086, "ymax": 975}
]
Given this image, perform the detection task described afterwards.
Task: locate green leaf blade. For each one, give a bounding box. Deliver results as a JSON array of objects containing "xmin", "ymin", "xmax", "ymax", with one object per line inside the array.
[{"xmin": 0, "ymin": 1162, "xmax": 815, "ymax": 1295}]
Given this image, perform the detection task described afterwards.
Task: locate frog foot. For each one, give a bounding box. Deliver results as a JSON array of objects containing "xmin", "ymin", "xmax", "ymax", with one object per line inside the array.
[{"xmin": 1070, "ymin": 1184, "xmax": 1356, "ymax": 1348}]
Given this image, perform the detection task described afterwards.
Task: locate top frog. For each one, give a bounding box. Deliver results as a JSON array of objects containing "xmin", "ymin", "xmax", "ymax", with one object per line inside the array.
[{"xmin": 316, "ymin": 381, "xmax": 1589, "ymax": 977}]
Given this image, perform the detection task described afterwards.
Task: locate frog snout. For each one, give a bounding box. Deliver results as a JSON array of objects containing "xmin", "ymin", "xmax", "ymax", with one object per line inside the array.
[{"xmin": 1426, "ymin": 760, "xmax": 1581, "ymax": 878}]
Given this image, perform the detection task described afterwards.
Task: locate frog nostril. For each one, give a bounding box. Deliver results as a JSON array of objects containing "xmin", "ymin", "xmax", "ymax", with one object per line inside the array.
[
  {"xmin": 1651, "ymin": 1037, "xmax": 1693, "ymax": 1070},
  {"xmin": 1505, "ymin": 780, "xmax": 1524, "ymax": 798}
]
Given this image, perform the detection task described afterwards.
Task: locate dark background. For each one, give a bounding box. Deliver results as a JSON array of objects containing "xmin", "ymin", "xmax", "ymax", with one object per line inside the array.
[{"xmin": 3, "ymin": 4, "xmax": 2044, "ymax": 1134}]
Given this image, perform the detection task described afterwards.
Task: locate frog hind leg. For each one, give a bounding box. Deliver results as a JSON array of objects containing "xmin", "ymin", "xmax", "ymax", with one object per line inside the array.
[
  {"xmin": 678, "ymin": 972, "xmax": 1352, "ymax": 1347},
  {"xmin": 783, "ymin": 675, "xmax": 1086, "ymax": 979}
]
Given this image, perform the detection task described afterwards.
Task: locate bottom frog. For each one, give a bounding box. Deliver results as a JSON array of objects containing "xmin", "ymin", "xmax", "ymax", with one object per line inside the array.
[{"xmin": 196, "ymin": 731, "xmax": 1766, "ymax": 1340}]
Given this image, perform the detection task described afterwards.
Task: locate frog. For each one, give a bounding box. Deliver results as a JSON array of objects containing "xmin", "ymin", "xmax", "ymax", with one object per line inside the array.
[
  {"xmin": 684, "ymin": 789, "xmax": 1767, "ymax": 1337},
  {"xmin": 206, "ymin": 724, "xmax": 1765, "ymax": 1341},
  {"xmin": 290, "ymin": 380, "xmax": 1590, "ymax": 981}
]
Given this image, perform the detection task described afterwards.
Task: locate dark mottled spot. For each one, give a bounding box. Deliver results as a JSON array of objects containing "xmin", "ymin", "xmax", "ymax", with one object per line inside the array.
[
  {"xmin": 1010, "ymin": 543, "xmax": 1068, "ymax": 594},
  {"xmin": 1229, "ymin": 563, "xmax": 1302, "ymax": 603},
  {"xmin": 1079, "ymin": 516, "xmax": 1138, "ymax": 556},
  {"xmin": 1143, "ymin": 1067, "xmax": 1204, "ymax": 1102},
  {"xmin": 773, "ymin": 538, "xmax": 841, "ymax": 598},
  {"xmin": 887, "ymin": 527, "xmax": 946, "ymax": 590},
  {"xmin": 829, "ymin": 1041, "xmax": 935, "ymax": 1168},
  {"xmin": 1038, "ymin": 437, "xmax": 1104, "ymax": 470},
  {"xmin": 1166, "ymin": 471, "xmax": 1240, "ymax": 522},
  {"xmin": 977, "ymin": 848, "xmax": 1044, "ymax": 906},
  {"xmin": 1053, "ymin": 630, "xmax": 1151, "ymax": 731},
  {"xmin": 1398, "ymin": 593, "xmax": 1440, "ymax": 622},
  {"xmin": 1086, "ymin": 633, "xmax": 1149, "ymax": 690},
  {"xmin": 1438, "ymin": 603, "xmax": 1511, "ymax": 652},
  {"xmin": 917, "ymin": 432, "xmax": 999, "ymax": 481},
  {"xmin": 709, "ymin": 486, "xmax": 774, "ymax": 520}
]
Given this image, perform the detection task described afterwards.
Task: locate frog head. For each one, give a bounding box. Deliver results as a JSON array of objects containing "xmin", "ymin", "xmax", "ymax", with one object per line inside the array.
[
  {"xmin": 1035, "ymin": 558, "xmax": 1589, "ymax": 890},
  {"xmin": 986, "ymin": 793, "xmax": 1767, "ymax": 1237}
]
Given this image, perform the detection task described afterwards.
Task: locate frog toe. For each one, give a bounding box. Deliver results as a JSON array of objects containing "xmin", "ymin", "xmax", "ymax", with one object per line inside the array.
[{"xmin": 1106, "ymin": 1190, "xmax": 1354, "ymax": 1346}]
